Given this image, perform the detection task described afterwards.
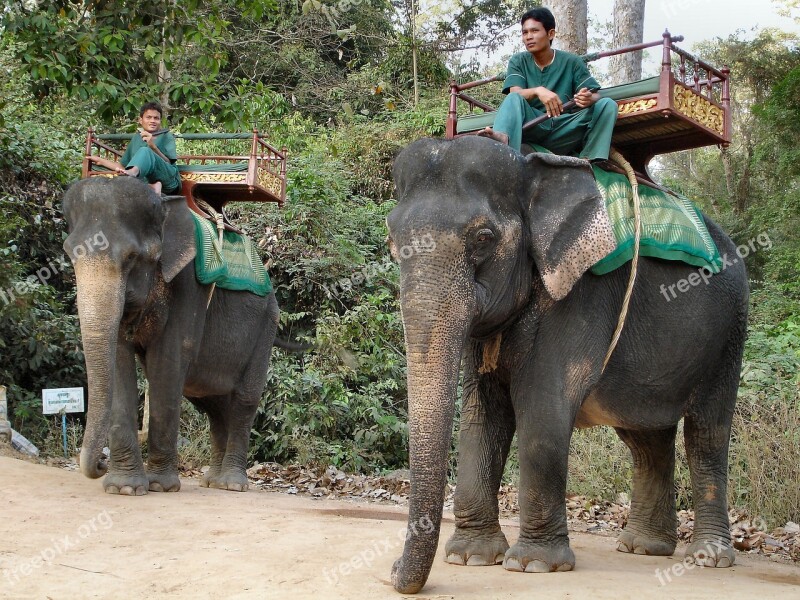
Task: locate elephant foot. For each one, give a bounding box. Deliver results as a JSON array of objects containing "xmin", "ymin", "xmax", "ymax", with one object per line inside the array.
[
  {"xmin": 147, "ymin": 471, "xmax": 181, "ymax": 492},
  {"xmin": 685, "ymin": 538, "xmax": 735, "ymax": 567},
  {"xmin": 445, "ymin": 528, "xmax": 509, "ymax": 566},
  {"xmin": 503, "ymin": 539, "xmax": 575, "ymax": 573},
  {"xmin": 617, "ymin": 529, "xmax": 677, "ymax": 556},
  {"xmin": 103, "ymin": 472, "xmax": 149, "ymax": 496},
  {"xmin": 201, "ymin": 469, "xmax": 249, "ymax": 492}
]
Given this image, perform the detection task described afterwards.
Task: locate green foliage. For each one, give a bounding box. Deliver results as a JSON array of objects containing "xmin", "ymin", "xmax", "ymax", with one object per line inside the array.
[
  {"xmin": 224, "ymin": 144, "xmax": 412, "ymax": 471},
  {"xmin": 755, "ymin": 65, "xmax": 800, "ymax": 177},
  {"xmin": 1, "ymin": 0, "xmax": 277, "ymax": 126},
  {"xmin": 0, "ymin": 182, "xmax": 84, "ymax": 446}
]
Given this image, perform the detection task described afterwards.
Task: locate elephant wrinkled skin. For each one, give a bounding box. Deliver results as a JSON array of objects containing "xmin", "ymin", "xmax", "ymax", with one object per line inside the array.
[
  {"xmin": 63, "ymin": 176, "xmax": 279, "ymax": 495},
  {"xmin": 387, "ymin": 136, "xmax": 748, "ymax": 593}
]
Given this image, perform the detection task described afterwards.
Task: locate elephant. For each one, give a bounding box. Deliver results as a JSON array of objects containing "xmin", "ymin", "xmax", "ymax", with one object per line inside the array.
[
  {"xmin": 386, "ymin": 136, "xmax": 748, "ymax": 593},
  {"xmin": 63, "ymin": 176, "xmax": 280, "ymax": 495}
]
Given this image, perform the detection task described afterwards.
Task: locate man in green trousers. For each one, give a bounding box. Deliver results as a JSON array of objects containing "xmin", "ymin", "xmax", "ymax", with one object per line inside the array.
[
  {"xmin": 88, "ymin": 101, "xmax": 181, "ymax": 195},
  {"xmin": 480, "ymin": 7, "xmax": 618, "ymax": 161}
]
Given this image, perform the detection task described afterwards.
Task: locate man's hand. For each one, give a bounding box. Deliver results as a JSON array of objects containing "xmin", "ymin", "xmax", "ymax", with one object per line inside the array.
[
  {"xmin": 139, "ymin": 128, "xmax": 170, "ymax": 164},
  {"xmin": 574, "ymin": 87, "xmax": 598, "ymax": 108},
  {"xmin": 535, "ymin": 87, "xmax": 563, "ymax": 117},
  {"xmin": 139, "ymin": 128, "xmax": 156, "ymax": 149}
]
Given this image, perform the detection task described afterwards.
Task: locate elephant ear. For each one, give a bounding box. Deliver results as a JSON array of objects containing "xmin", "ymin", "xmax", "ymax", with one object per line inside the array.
[
  {"xmin": 160, "ymin": 196, "xmax": 197, "ymax": 282},
  {"xmin": 524, "ymin": 153, "xmax": 617, "ymax": 301}
]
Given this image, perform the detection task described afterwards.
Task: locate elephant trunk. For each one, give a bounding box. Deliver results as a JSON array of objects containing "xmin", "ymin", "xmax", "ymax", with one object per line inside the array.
[
  {"xmin": 74, "ymin": 260, "xmax": 125, "ymax": 479},
  {"xmin": 392, "ymin": 272, "xmax": 473, "ymax": 593}
]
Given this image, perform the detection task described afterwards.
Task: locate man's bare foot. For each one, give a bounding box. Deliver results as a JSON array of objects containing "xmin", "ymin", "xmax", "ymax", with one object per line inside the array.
[
  {"xmin": 117, "ymin": 166, "xmax": 140, "ymax": 177},
  {"xmin": 149, "ymin": 181, "xmax": 162, "ymax": 195},
  {"xmin": 477, "ymin": 127, "xmax": 509, "ymax": 145}
]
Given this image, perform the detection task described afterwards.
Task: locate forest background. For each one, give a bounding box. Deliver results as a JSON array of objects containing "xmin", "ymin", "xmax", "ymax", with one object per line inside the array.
[{"xmin": 0, "ymin": 0, "xmax": 797, "ymax": 528}]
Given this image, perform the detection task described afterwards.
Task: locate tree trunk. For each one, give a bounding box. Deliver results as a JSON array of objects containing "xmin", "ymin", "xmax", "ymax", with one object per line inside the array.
[
  {"xmin": 608, "ymin": 0, "xmax": 646, "ymax": 85},
  {"xmin": 544, "ymin": 0, "xmax": 588, "ymax": 55}
]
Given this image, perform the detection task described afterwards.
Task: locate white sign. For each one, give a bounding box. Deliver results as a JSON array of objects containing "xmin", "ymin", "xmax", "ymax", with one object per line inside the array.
[{"xmin": 42, "ymin": 388, "xmax": 85, "ymax": 415}]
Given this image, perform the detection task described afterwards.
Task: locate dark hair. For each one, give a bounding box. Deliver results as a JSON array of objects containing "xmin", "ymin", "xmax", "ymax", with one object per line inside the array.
[
  {"xmin": 520, "ymin": 7, "xmax": 556, "ymax": 32},
  {"xmin": 139, "ymin": 101, "xmax": 163, "ymax": 117}
]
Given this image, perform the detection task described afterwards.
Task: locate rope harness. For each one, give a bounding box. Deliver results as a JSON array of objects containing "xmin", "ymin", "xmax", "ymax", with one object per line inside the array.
[{"xmin": 602, "ymin": 148, "xmax": 642, "ymax": 372}]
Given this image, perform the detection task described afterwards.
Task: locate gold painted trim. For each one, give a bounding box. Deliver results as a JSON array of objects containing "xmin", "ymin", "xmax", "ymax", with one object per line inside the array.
[
  {"xmin": 257, "ymin": 168, "xmax": 283, "ymax": 197},
  {"xmin": 673, "ymin": 85, "xmax": 724, "ymax": 135},
  {"xmin": 617, "ymin": 98, "xmax": 657, "ymax": 115},
  {"xmin": 180, "ymin": 172, "xmax": 247, "ymax": 183}
]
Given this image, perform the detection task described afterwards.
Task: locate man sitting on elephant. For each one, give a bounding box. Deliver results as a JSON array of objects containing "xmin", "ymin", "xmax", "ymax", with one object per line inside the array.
[
  {"xmin": 479, "ymin": 7, "xmax": 618, "ymax": 161},
  {"xmin": 88, "ymin": 101, "xmax": 182, "ymax": 195}
]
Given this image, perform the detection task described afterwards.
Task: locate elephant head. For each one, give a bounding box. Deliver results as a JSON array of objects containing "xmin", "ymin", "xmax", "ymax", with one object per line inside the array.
[
  {"xmin": 386, "ymin": 136, "xmax": 616, "ymax": 593},
  {"xmin": 62, "ymin": 176, "xmax": 195, "ymax": 479}
]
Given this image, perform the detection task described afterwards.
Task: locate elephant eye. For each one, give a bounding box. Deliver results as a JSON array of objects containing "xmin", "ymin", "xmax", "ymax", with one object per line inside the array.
[{"xmin": 476, "ymin": 229, "xmax": 495, "ymax": 244}]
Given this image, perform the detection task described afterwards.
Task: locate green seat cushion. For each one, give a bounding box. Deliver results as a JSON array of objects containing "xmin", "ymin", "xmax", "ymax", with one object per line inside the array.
[
  {"xmin": 456, "ymin": 111, "xmax": 497, "ymax": 134},
  {"xmin": 590, "ymin": 165, "xmax": 721, "ymax": 275},
  {"xmin": 191, "ymin": 211, "xmax": 272, "ymax": 296},
  {"xmin": 455, "ymin": 76, "xmax": 661, "ymax": 134},
  {"xmin": 598, "ymin": 76, "xmax": 660, "ymax": 101}
]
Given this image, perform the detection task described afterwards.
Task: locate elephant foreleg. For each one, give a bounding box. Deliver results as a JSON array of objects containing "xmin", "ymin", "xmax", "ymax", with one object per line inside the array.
[
  {"xmin": 104, "ymin": 337, "xmax": 148, "ymax": 496},
  {"xmin": 445, "ymin": 355, "xmax": 514, "ymax": 566},
  {"xmin": 505, "ymin": 392, "xmax": 575, "ymax": 573},
  {"xmin": 615, "ymin": 426, "xmax": 679, "ymax": 556},
  {"xmin": 142, "ymin": 352, "xmax": 186, "ymax": 493}
]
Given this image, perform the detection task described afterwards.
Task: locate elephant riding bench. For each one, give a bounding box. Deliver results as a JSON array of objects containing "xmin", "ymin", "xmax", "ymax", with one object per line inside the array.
[
  {"xmin": 446, "ymin": 30, "xmax": 731, "ymax": 179},
  {"xmin": 388, "ymin": 37, "xmax": 746, "ymax": 595},
  {"xmin": 65, "ymin": 131, "xmax": 287, "ymax": 495}
]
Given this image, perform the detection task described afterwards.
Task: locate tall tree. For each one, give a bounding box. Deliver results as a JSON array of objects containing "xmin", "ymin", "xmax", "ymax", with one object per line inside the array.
[
  {"xmin": 608, "ymin": 0, "xmax": 645, "ymax": 84},
  {"xmin": 544, "ymin": 0, "xmax": 587, "ymax": 55}
]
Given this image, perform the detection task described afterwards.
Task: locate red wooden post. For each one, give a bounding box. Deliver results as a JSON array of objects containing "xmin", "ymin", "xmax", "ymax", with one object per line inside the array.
[
  {"xmin": 446, "ymin": 80, "xmax": 459, "ymax": 139},
  {"xmin": 280, "ymin": 147, "xmax": 288, "ymax": 205},
  {"xmin": 679, "ymin": 55, "xmax": 686, "ymax": 85},
  {"xmin": 721, "ymin": 66, "xmax": 731, "ymax": 143},
  {"xmin": 659, "ymin": 29, "xmax": 674, "ymax": 116},
  {"xmin": 82, "ymin": 127, "xmax": 94, "ymax": 179},
  {"xmin": 248, "ymin": 129, "xmax": 259, "ymax": 189},
  {"xmin": 661, "ymin": 29, "xmax": 672, "ymax": 75}
]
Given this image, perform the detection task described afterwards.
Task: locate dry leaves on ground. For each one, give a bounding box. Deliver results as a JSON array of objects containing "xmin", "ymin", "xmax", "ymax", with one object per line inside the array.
[{"xmin": 242, "ymin": 462, "xmax": 799, "ymax": 563}]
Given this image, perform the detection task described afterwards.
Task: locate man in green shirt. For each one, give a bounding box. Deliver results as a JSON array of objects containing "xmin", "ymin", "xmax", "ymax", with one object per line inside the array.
[
  {"xmin": 88, "ymin": 101, "xmax": 182, "ymax": 195},
  {"xmin": 479, "ymin": 7, "xmax": 618, "ymax": 160}
]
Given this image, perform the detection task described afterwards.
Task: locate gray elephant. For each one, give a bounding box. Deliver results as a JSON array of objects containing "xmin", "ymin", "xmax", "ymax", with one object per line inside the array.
[
  {"xmin": 63, "ymin": 176, "xmax": 279, "ymax": 495},
  {"xmin": 386, "ymin": 136, "xmax": 748, "ymax": 593}
]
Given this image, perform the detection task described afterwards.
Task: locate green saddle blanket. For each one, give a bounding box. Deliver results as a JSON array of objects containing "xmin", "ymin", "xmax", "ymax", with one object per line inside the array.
[
  {"xmin": 589, "ymin": 166, "xmax": 722, "ymax": 275},
  {"xmin": 191, "ymin": 212, "xmax": 273, "ymax": 295}
]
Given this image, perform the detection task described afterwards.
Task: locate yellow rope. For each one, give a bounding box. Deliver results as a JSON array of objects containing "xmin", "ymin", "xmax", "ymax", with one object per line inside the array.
[
  {"xmin": 602, "ymin": 149, "xmax": 642, "ymax": 372},
  {"xmin": 196, "ymin": 199, "xmax": 225, "ymax": 308}
]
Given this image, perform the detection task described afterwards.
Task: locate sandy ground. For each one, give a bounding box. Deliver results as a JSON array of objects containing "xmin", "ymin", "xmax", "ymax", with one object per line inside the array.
[{"xmin": 0, "ymin": 455, "xmax": 798, "ymax": 600}]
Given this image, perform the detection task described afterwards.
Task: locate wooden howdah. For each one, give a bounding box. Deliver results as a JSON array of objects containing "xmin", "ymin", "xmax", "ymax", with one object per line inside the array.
[
  {"xmin": 82, "ymin": 131, "xmax": 288, "ymax": 220},
  {"xmin": 445, "ymin": 31, "xmax": 731, "ymax": 178}
]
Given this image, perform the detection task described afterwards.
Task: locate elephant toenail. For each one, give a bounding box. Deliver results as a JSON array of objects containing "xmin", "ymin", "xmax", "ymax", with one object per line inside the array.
[
  {"xmin": 503, "ymin": 557, "xmax": 523, "ymax": 571},
  {"xmin": 524, "ymin": 559, "xmax": 550, "ymax": 573},
  {"xmin": 446, "ymin": 553, "xmax": 466, "ymax": 565},
  {"xmin": 466, "ymin": 555, "xmax": 491, "ymax": 566}
]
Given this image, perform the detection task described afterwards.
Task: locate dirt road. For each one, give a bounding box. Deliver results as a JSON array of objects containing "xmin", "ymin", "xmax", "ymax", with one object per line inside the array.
[{"xmin": 0, "ymin": 456, "xmax": 797, "ymax": 599}]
